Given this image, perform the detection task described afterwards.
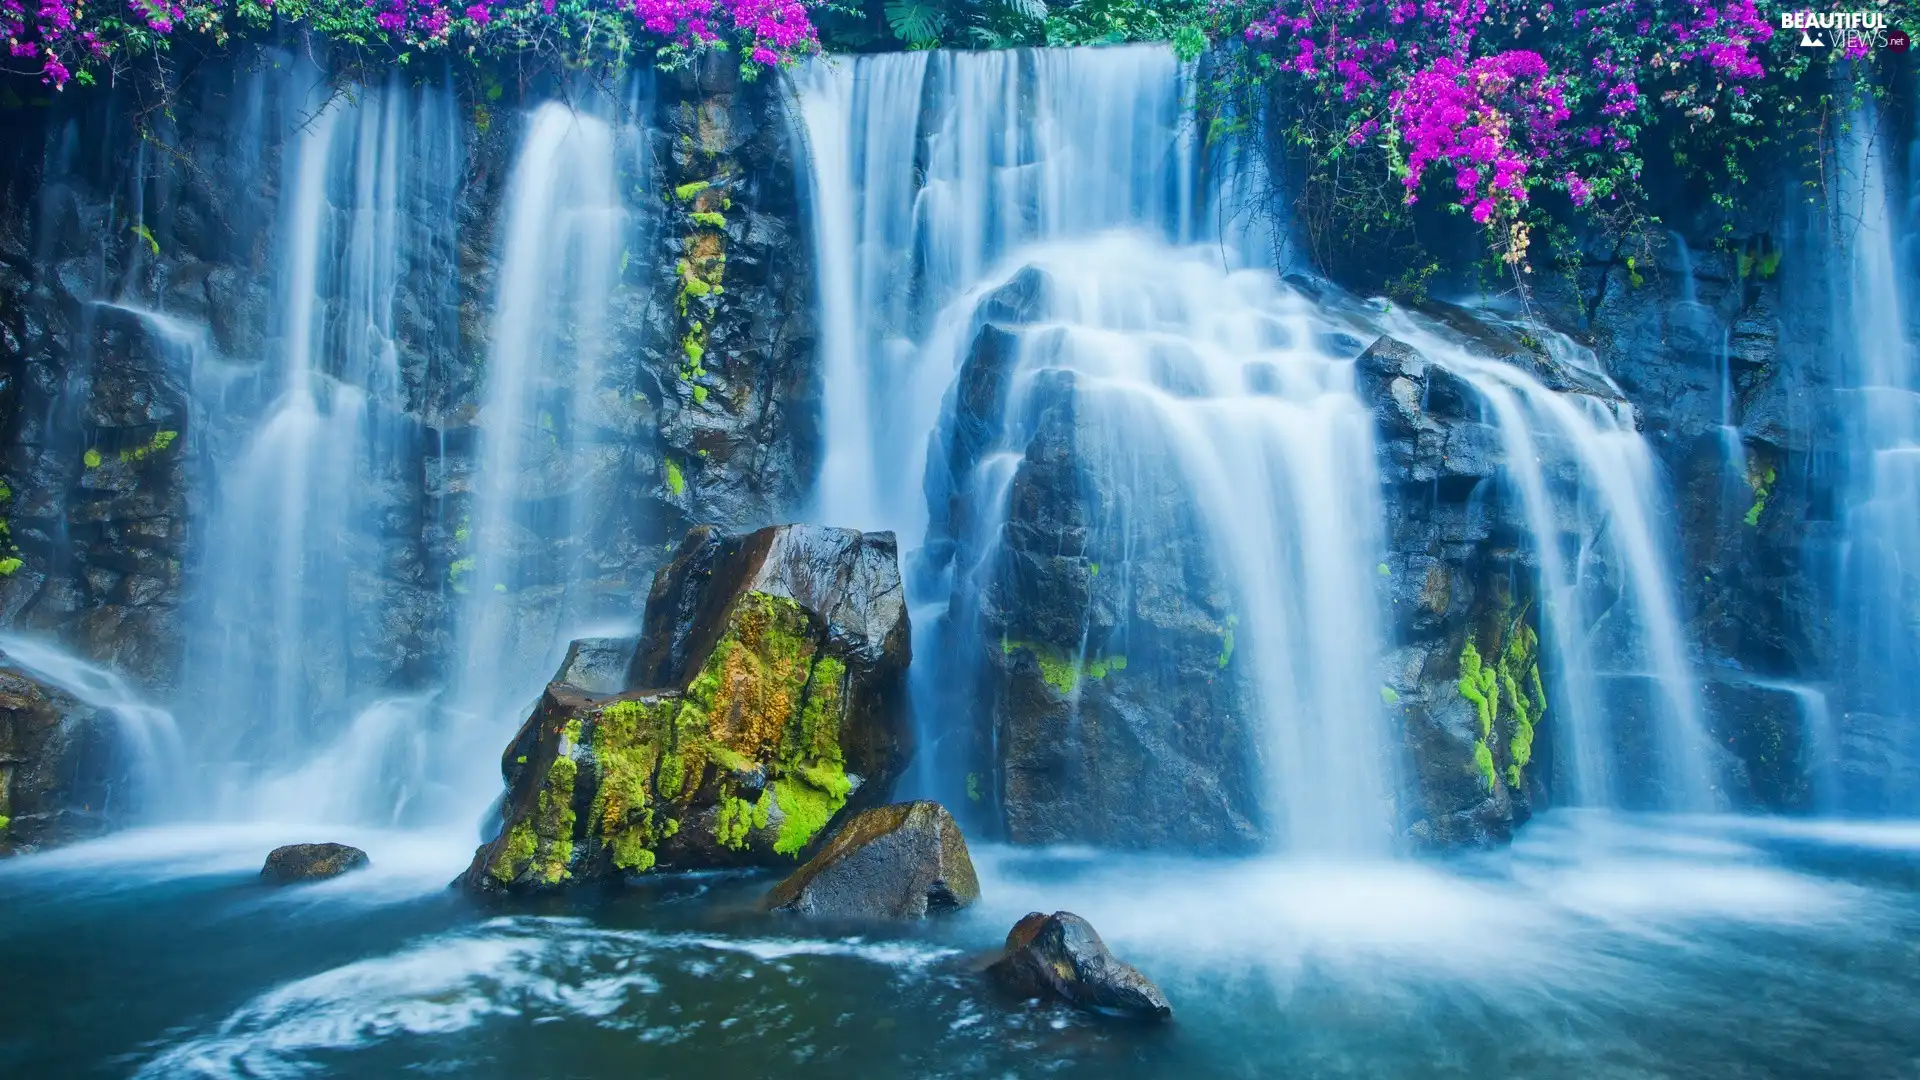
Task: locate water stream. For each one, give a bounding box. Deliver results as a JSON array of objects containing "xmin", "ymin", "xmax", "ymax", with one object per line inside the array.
[{"xmin": 0, "ymin": 42, "xmax": 1916, "ymax": 1080}]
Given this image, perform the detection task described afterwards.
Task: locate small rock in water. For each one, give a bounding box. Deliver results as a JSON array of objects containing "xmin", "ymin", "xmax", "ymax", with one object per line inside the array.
[
  {"xmin": 261, "ymin": 843, "xmax": 370, "ymax": 884},
  {"xmin": 765, "ymin": 800, "xmax": 980, "ymax": 918},
  {"xmin": 988, "ymin": 911, "xmax": 1171, "ymax": 1021}
]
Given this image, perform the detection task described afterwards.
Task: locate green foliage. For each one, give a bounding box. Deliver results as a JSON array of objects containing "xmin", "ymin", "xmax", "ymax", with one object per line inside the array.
[
  {"xmin": 1472, "ymin": 738, "xmax": 1496, "ymax": 793},
  {"xmin": 884, "ymin": 0, "xmax": 946, "ymax": 46},
  {"xmin": 119, "ymin": 430, "xmax": 177, "ymax": 465},
  {"xmin": 1744, "ymin": 458, "xmax": 1776, "ymax": 527}
]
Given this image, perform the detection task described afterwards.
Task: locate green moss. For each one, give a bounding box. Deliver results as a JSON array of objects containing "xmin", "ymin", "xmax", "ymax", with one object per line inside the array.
[
  {"xmin": 690, "ymin": 211, "xmax": 727, "ymax": 229},
  {"xmin": 1497, "ymin": 620, "xmax": 1543, "ymax": 772},
  {"xmin": 0, "ymin": 558, "xmax": 20, "ymax": 577},
  {"xmin": 1377, "ymin": 562, "xmax": 1391, "ymax": 577},
  {"xmin": 0, "ymin": 814, "xmax": 9, "ymax": 832},
  {"xmin": 1457, "ymin": 640, "xmax": 1498, "ymax": 739},
  {"xmin": 449, "ymin": 555, "xmax": 476, "ymax": 592},
  {"xmin": 713, "ymin": 791, "xmax": 757, "ymax": 850},
  {"xmin": 665, "ymin": 460, "xmax": 686, "ymax": 496},
  {"xmin": 692, "ymin": 385, "xmax": 709, "ymax": 405},
  {"xmin": 1459, "ymin": 605, "xmax": 1548, "ymax": 790},
  {"xmin": 1743, "ymin": 460, "xmax": 1776, "ymax": 527},
  {"xmin": 610, "ymin": 826, "xmax": 657, "ymax": 872},
  {"xmin": 530, "ymin": 755, "xmax": 579, "ymax": 884},
  {"xmin": 1218, "ymin": 615, "xmax": 1238, "ymax": 669},
  {"xmin": 707, "ymin": 743, "xmax": 754, "ymax": 774},
  {"xmin": 589, "ymin": 696, "xmax": 680, "ymax": 875},
  {"xmin": 1380, "ymin": 686, "xmax": 1400, "ymax": 705},
  {"xmin": 1472, "ymin": 738, "xmax": 1496, "ymax": 793},
  {"xmin": 119, "ymin": 430, "xmax": 178, "ymax": 465},
  {"xmin": 772, "ymin": 769, "xmax": 847, "ymax": 856},
  {"xmin": 83, "ymin": 448, "xmax": 102, "ymax": 468},
  {"xmin": 1036, "ymin": 649, "xmax": 1079, "ymax": 695},
  {"xmin": 966, "ymin": 772, "xmax": 982, "ymax": 802},
  {"xmin": 674, "ymin": 180, "xmax": 711, "ymax": 201},
  {"xmin": 1088, "ymin": 562, "xmax": 1100, "ymax": 576},
  {"xmin": 1087, "ymin": 658, "xmax": 1108, "ymax": 680},
  {"xmin": 490, "ymin": 819, "xmax": 537, "ymax": 884}
]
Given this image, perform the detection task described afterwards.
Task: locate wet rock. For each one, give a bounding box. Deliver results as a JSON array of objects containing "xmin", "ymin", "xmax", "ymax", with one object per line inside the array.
[
  {"xmin": 0, "ymin": 661, "xmax": 124, "ymax": 855},
  {"xmin": 925, "ymin": 283, "xmax": 1263, "ymax": 852},
  {"xmin": 554, "ymin": 636, "xmax": 638, "ymax": 695},
  {"xmin": 461, "ymin": 523, "xmax": 912, "ymax": 893},
  {"xmin": 261, "ymin": 843, "xmax": 370, "ymax": 884},
  {"xmin": 988, "ymin": 911, "xmax": 1171, "ymax": 1021},
  {"xmin": 764, "ymin": 800, "xmax": 979, "ymax": 918}
]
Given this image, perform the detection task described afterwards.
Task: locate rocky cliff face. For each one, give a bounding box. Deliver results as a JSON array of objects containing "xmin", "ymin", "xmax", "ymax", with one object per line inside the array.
[{"xmin": 0, "ymin": 46, "xmax": 821, "ymax": 815}]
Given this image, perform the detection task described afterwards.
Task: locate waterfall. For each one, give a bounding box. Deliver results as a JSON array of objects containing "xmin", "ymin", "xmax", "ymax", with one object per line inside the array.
[
  {"xmin": 945, "ymin": 236, "xmax": 1392, "ymax": 851},
  {"xmin": 1381, "ymin": 313, "xmax": 1716, "ymax": 811},
  {"xmin": 182, "ymin": 76, "xmax": 463, "ymax": 823},
  {"xmin": 794, "ymin": 46, "xmax": 1212, "ymax": 537},
  {"xmin": 438, "ymin": 101, "xmax": 626, "ymax": 816},
  {"xmin": 795, "ymin": 47, "xmax": 1393, "ymax": 851},
  {"xmin": 0, "ymin": 632, "xmax": 184, "ymax": 814},
  {"xmin": 1832, "ymin": 103, "xmax": 1920, "ymax": 814}
]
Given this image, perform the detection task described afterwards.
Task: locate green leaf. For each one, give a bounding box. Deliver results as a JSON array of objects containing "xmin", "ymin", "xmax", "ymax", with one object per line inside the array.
[
  {"xmin": 884, "ymin": 0, "xmax": 944, "ymax": 47},
  {"xmin": 1000, "ymin": 0, "xmax": 1047, "ymax": 21}
]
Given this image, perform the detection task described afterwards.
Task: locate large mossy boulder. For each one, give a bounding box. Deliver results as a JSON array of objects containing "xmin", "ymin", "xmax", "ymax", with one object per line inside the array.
[
  {"xmin": 764, "ymin": 800, "xmax": 980, "ymax": 918},
  {"xmin": 461, "ymin": 524, "xmax": 911, "ymax": 892}
]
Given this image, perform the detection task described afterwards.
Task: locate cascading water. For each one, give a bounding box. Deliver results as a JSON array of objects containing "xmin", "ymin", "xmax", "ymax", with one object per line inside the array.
[
  {"xmin": 182, "ymin": 75, "xmax": 465, "ymax": 824},
  {"xmin": 796, "ymin": 47, "xmax": 1388, "ymax": 850},
  {"xmin": 435, "ymin": 100, "xmax": 630, "ymax": 821},
  {"xmin": 935, "ymin": 236, "xmax": 1393, "ymax": 851},
  {"xmin": 1832, "ymin": 103, "xmax": 1920, "ymax": 814},
  {"xmin": 1379, "ymin": 311, "xmax": 1717, "ymax": 811}
]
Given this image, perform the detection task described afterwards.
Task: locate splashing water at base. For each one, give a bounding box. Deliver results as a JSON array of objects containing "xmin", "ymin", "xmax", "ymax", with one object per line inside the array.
[{"xmin": 2, "ymin": 810, "xmax": 1914, "ymax": 1079}]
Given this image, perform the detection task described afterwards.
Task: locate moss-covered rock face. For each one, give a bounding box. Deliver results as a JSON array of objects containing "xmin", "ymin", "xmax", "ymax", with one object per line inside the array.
[{"xmin": 462, "ymin": 523, "xmax": 910, "ymax": 892}]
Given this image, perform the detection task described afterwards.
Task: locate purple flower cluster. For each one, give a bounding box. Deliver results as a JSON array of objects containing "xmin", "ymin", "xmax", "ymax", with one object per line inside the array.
[
  {"xmin": 1392, "ymin": 49, "xmax": 1567, "ymax": 223},
  {"xmin": 1237, "ymin": 0, "xmax": 1779, "ymax": 236},
  {"xmin": 5, "ymin": 0, "xmax": 816, "ymax": 87}
]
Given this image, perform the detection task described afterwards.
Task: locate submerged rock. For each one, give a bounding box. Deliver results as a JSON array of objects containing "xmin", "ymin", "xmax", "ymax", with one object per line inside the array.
[
  {"xmin": 764, "ymin": 800, "xmax": 979, "ymax": 918},
  {"xmin": 261, "ymin": 843, "xmax": 369, "ymax": 883},
  {"xmin": 461, "ymin": 524, "xmax": 912, "ymax": 893},
  {"xmin": 988, "ymin": 910, "xmax": 1171, "ymax": 1021}
]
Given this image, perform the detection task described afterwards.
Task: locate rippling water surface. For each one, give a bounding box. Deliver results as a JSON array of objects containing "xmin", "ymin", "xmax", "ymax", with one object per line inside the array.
[{"xmin": 3, "ymin": 812, "xmax": 1917, "ymax": 1078}]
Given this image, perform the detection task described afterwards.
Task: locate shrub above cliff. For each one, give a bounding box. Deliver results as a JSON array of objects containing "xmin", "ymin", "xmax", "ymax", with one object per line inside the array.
[{"xmin": 3, "ymin": 0, "xmax": 821, "ymax": 87}]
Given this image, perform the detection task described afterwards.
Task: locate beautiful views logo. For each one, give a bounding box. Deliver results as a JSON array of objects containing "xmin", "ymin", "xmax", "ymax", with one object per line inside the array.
[{"xmin": 1779, "ymin": 10, "xmax": 1906, "ymax": 53}]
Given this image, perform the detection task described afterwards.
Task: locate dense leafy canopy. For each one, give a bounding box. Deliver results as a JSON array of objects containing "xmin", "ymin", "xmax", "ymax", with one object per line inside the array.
[{"xmin": 3, "ymin": 0, "xmax": 1907, "ymax": 275}]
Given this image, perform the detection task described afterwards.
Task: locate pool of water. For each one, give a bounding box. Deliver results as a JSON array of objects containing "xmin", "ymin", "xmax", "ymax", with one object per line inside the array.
[{"xmin": 3, "ymin": 810, "xmax": 1918, "ymax": 1078}]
